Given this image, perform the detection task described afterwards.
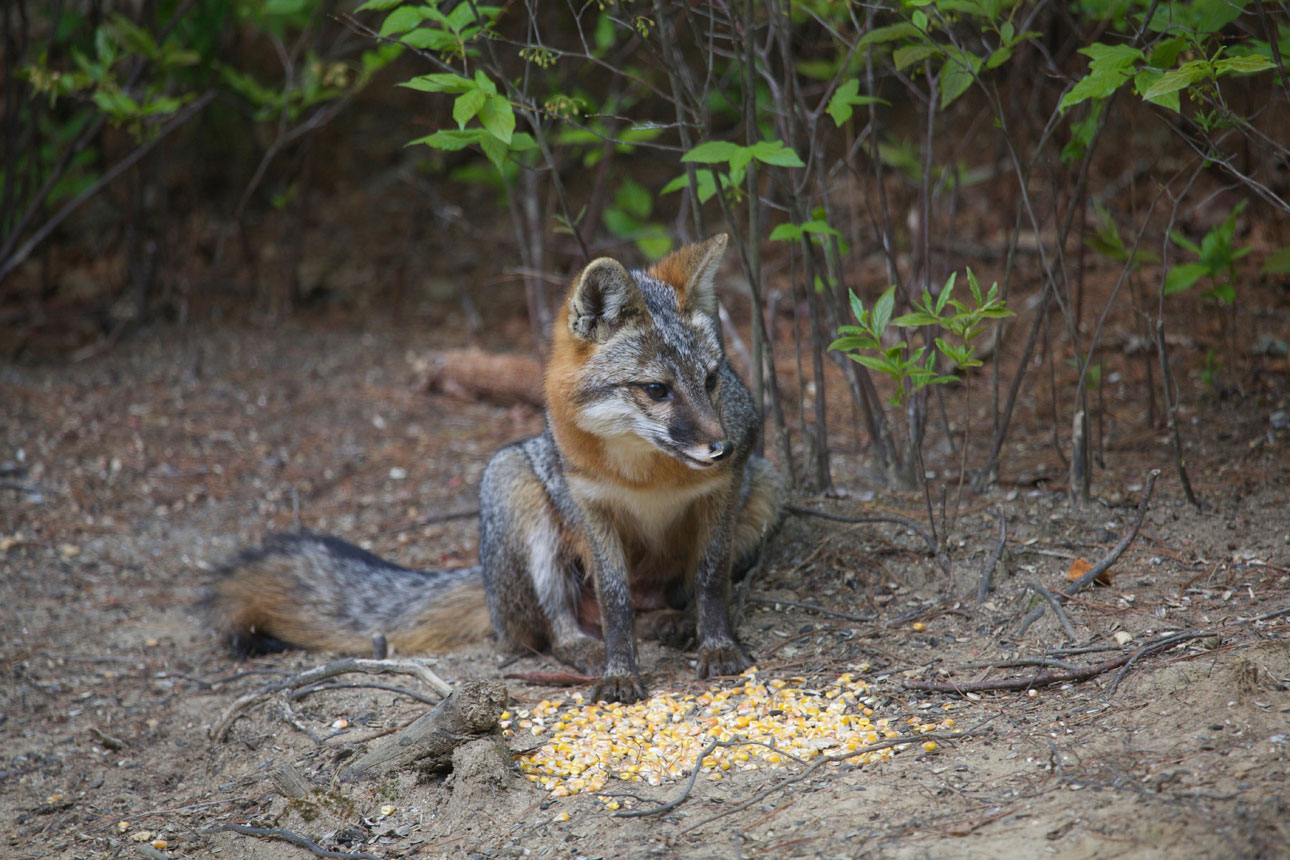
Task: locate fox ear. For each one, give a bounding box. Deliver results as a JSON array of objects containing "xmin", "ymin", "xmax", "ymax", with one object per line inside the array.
[
  {"xmin": 679, "ymin": 234, "xmax": 728, "ymax": 316},
  {"xmin": 568, "ymin": 257, "xmax": 643, "ymax": 342}
]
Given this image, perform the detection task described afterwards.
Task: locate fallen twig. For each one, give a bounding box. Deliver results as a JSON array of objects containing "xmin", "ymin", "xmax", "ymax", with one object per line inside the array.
[
  {"xmin": 903, "ymin": 629, "xmax": 1206, "ymax": 694},
  {"xmin": 288, "ymin": 681, "xmax": 438, "ymax": 705},
  {"xmin": 1108, "ymin": 630, "xmax": 1209, "ymax": 696},
  {"xmin": 977, "ymin": 510, "xmax": 1007, "ymax": 604},
  {"xmin": 1025, "ymin": 580, "xmax": 1078, "ymax": 641},
  {"xmin": 203, "ymin": 823, "xmax": 381, "ymax": 860},
  {"xmin": 678, "ymin": 729, "xmax": 987, "ymax": 832},
  {"xmin": 1017, "ymin": 469, "xmax": 1160, "ymax": 637},
  {"xmin": 211, "ymin": 658, "xmax": 452, "ymax": 741},
  {"xmin": 785, "ymin": 504, "xmax": 937, "ymax": 556},
  {"xmin": 953, "ymin": 657, "xmax": 1081, "ymax": 672},
  {"xmin": 745, "ymin": 596, "xmax": 874, "ymax": 625}
]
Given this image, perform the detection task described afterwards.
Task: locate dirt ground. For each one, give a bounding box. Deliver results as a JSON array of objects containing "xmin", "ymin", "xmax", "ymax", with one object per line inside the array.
[{"xmin": 2, "ymin": 287, "xmax": 1289, "ymax": 860}]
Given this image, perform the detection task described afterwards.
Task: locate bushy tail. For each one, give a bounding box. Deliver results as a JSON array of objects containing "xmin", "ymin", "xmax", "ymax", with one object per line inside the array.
[{"xmin": 206, "ymin": 533, "xmax": 490, "ymax": 656}]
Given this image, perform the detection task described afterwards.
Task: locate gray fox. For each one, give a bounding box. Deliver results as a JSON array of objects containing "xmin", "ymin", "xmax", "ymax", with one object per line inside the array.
[{"xmin": 209, "ymin": 235, "xmax": 784, "ymax": 702}]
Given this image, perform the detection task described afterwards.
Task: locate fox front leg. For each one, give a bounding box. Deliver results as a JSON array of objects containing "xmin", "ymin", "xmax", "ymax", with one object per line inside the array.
[
  {"xmin": 580, "ymin": 511, "xmax": 646, "ymax": 703},
  {"xmin": 693, "ymin": 490, "xmax": 751, "ymax": 679}
]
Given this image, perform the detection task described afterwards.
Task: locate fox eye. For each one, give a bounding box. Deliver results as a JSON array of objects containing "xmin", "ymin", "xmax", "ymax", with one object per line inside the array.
[
  {"xmin": 705, "ymin": 371, "xmax": 718, "ymax": 392},
  {"xmin": 642, "ymin": 382, "xmax": 671, "ymax": 401}
]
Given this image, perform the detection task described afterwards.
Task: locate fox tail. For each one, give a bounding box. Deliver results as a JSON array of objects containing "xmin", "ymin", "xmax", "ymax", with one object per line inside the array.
[{"xmin": 206, "ymin": 533, "xmax": 490, "ymax": 656}]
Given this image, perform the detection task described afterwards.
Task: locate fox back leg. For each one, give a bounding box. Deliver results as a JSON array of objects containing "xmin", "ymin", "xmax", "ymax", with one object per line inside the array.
[{"xmin": 478, "ymin": 439, "xmax": 604, "ymax": 673}]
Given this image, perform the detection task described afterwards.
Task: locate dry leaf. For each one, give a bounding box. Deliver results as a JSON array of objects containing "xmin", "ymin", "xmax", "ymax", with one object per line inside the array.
[{"xmin": 1066, "ymin": 556, "xmax": 1111, "ymax": 586}]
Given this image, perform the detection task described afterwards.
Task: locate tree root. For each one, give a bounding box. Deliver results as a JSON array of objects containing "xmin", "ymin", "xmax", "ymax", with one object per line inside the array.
[{"xmin": 210, "ymin": 658, "xmax": 453, "ymax": 742}]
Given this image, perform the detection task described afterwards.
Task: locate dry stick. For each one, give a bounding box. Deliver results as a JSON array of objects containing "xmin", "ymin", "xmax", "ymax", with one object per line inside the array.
[
  {"xmin": 1108, "ymin": 630, "xmax": 1209, "ymax": 696},
  {"xmin": 288, "ymin": 681, "xmax": 438, "ymax": 705},
  {"xmin": 615, "ymin": 732, "xmax": 886, "ymax": 820},
  {"xmin": 954, "ymin": 657, "xmax": 1081, "ymax": 672},
  {"xmin": 1016, "ymin": 469, "xmax": 1160, "ymax": 637},
  {"xmin": 211, "ymin": 658, "xmax": 452, "ymax": 741},
  {"xmin": 784, "ymin": 504, "xmax": 937, "ymax": 556},
  {"xmin": 903, "ymin": 630, "xmax": 1204, "ymax": 694},
  {"xmin": 676, "ymin": 730, "xmax": 983, "ymax": 832},
  {"xmin": 203, "ymin": 823, "xmax": 381, "ymax": 860},
  {"xmin": 976, "ymin": 510, "xmax": 1007, "ymax": 604},
  {"xmin": 613, "ymin": 739, "xmax": 719, "ymax": 819},
  {"xmin": 1155, "ymin": 323, "xmax": 1202, "ymax": 509},
  {"xmin": 1024, "ymin": 580, "xmax": 1078, "ymax": 642},
  {"xmin": 0, "ymin": 91, "xmax": 215, "ymax": 283},
  {"xmin": 745, "ymin": 597, "xmax": 874, "ymax": 626}
]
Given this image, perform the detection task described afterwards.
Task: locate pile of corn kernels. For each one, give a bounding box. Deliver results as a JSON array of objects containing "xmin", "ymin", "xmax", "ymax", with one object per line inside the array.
[{"xmin": 503, "ymin": 669, "xmax": 959, "ymax": 809}]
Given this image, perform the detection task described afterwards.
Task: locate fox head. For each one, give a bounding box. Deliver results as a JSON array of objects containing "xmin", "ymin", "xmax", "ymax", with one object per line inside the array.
[{"xmin": 547, "ymin": 235, "xmax": 735, "ymax": 477}]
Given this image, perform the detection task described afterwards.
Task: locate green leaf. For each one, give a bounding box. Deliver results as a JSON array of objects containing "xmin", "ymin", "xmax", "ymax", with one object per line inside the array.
[
  {"xmin": 408, "ymin": 128, "xmax": 483, "ymax": 151},
  {"xmin": 681, "ymin": 141, "xmax": 743, "ymax": 164},
  {"xmin": 940, "ymin": 48, "xmax": 982, "ymax": 108},
  {"xmin": 379, "ymin": 6, "xmax": 427, "ymax": 36},
  {"xmin": 1215, "ymin": 54, "xmax": 1276, "ymax": 76},
  {"xmin": 829, "ymin": 335, "xmax": 879, "ymax": 352},
  {"xmin": 874, "ymin": 287, "xmax": 895, "ymax": 333},
  {"xmin": 660, "ymin": 174, "xmax": 689, "ymax": 195},
  {"xmin": 1169, "ymin": 230, "xmax": 1202, "ymax": 255},
  {"xmin": 507, "ymin": 131, "xmax": 537, "ymax": 152},
  {"xmin": 1163, "ymin": 262, "xmax": 1209, "ymax": 294},
  {"xmin": 400, "ymin": 73, "xmax": 474, "ymax": 94},
  {"xmin": 856, "ymin": 22, "xmax": 921, "ymax": 49},
  {"xmin": 1149, "ymin": 36, "xmax": 1186, "ymax": 69},
  {"xmin": 749, "ymin": 140, "xmax": 804, "ymax": 167},
  {"xmin": 892, "ymin": 311, "xmax": 939, "ymax": 327},
  {"xmin": 1261, "ymin": 245, "xmax": 1290, "ymax": 275},
  {"xmin": 769, "ymin": 223, "xmax": 803, "ymax": 242},
  {"xmin": 1140, "ymin": 62, "xmax": 1207, "ymax": 101},
  {"xmin": 614, "ymin": 178, "xmax": 652, "ymax": 220},
  {"xmin": 453, "ymin": 88, "xmax": 486, "ymax": 129},
  {"xmin": 1132, "ymin": 69, "xmax": 1181, "ymax": 113},
  {"xmin": 849, "ymin": 290, "xmax": 866, "ymax": 324},
  {"xmin": 1059, "ymin": 42, "xmax": 1144, "ymax": 112},
  {"xmin": 937, "ymin": 271, "xmax": 956, "ymax": 313},
  {"xmin": 355, "ymin": 0, "xmax": 403, "ymax": 10},
  {"xmin": 479, "ymin": 132, "xmax": 507, "ymax": 171},
  {"xmin": 986, "ymin": 44, "xmax": 1014, "ymax": 70},
  {"xmin": 478, "ymin": 94, "xmax": 514, "ymax": 143},
  {"xmin": 826, "ymin": 79, "xmax": 888, "ymax": 126},
  {"xmin": 400, "ymin": 28, "xmax": 455, "ymax": 50},
  {"xmin": 800, "ymin": 219, "xmax": 840, "ymax": 237},
  {"xmin": 473, "ymin": 69, "xmax": 497, "ymax": 95},
  {"xmin": 660, "ymin": 170, "xmax": 722, "ymax": 203},
  {"xmin": 894, "ymin": 43, "xmax": 939, "ymax": 71},
  {"xmin": 848, "ymin": 352, "xmax": 898, "ymax": 374}
]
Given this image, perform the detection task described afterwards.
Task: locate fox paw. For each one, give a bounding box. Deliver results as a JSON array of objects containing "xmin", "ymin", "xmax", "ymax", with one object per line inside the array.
[
  {"xmin": 591, "ymin": 672, "xmax": 646, "ymax": 704},
  {"xmin": 552, "ymin": 636, "xmax": 605, "ymax": 675},
  {"xmin": 696, "ymin": 641, "xmax": 750, "ymax": 679}
]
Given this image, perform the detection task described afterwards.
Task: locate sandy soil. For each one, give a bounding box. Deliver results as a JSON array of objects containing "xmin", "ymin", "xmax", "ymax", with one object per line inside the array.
[{"xmin": 2, "ymin": 311, "xmax": 1288, "ymax": 860}]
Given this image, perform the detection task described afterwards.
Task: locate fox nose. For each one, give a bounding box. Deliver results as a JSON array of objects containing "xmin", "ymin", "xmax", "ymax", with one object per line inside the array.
[{"xmin": 709, "ymin": 440, "xmax": 733, "ymax": 461}]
